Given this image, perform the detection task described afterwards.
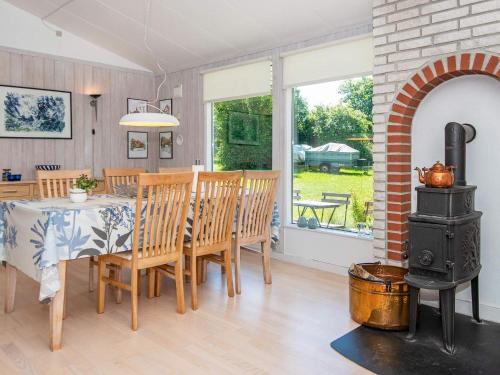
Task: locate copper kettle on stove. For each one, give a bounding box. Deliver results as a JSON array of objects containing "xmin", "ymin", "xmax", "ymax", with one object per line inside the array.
[{"xmin": 414, "ymin": 161, "xmax": 454, "ymax": 188}]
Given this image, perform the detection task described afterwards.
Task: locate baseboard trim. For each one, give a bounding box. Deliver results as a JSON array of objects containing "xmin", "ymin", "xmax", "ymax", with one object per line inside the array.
[
  {"xmin": 422, "ymin": 299, "xmax": 500, "ymax": 324},
  {"xmin": 271, "ymin": 251, "xmax": 348, "ymax": 276}
]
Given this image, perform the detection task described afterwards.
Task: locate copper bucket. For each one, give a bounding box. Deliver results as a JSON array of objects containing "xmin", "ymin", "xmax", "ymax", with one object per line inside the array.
[{"xmin": 349, "ymin": 263, "xmax": 409, "ymax": 330}]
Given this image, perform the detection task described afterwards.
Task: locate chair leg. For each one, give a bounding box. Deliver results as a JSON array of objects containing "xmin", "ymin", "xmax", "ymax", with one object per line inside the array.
[
  {"xmin": 235, "ymin": 242, "xmax": 242, "ymax": 295},
  {"xmin": 154, "ymin": 270, "xmax": 161, "ymax": 297},
  {"xmin": 343, "ymin": 205, "xmax": 348, "ymax": 228},
  {"xmin": 96, "ymin": 259, "xmax": 107, "ymax": 314},
  {"xmin": 197, "ymin": 258, "xmax": 203, "ymax": 285},
  {"xmin": 147, "ymin": 268, "xmax": 155, "ymax": 299},
  {"xmin": 202, "ymin": 259, "xmax": 208, "ymax": 283},
  {"xmin": 261, "ymin": 240, "xmax": 272, "ymax": 284},
  {"xmin": 184, "ymin": 255, "xmax": 190, "ymax": 284},
  {"xmin": 88, "ymin": 257, "xmax": 94, "ymax": 292},
  {"xmin": 224, "ymin": 248, "xmax": 235, "ymax": 297},
  {"xmin": 175, "ymin": 260, "xmax": 185, "ymax": 314},
  {"xmin": 190, "ymin": 255, "xmax": 198, "ymax": 310},
  {"xmin": 115, "ymin": 266, "xmax": 122, "ymax": 304},
  {"xmin": 131, "ymin": 268, "xmax": 139, "ymax": 331},
  {"xmin": 137, "ymin": 270, "xmax": 142, "ymax": 296}
]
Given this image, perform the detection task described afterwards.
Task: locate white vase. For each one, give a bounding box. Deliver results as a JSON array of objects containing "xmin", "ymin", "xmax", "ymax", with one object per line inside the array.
[{"xmin": 69, "ymin": 188, "xmax": 88, "ymax": 203}]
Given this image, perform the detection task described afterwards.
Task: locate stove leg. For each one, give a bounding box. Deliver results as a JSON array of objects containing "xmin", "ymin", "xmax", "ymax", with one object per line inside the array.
[
  {"xmin": 440, "ymin": 287, "xmax": 456, "ymax": 354},
  {"xmin": 471, "ymin": 276, "xmax": 481, "ymax": 323},
  {"xmin": 407, "ymin": 286, "xmax": 419, "ymax": 339}
]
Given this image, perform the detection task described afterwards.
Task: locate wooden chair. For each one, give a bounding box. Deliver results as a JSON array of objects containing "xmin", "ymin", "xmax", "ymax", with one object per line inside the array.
[
  {"xmin": 37, "ymin": 169, "xmax": 92, "ymax": 199},
  {"xmin": 158, "ymin": 167, "xmax": 192, "ymax": 173},
  {"xmin": 182, "ymin": 171, "xmax": 241, "ymax": 310},
  {"xmin": 233, "ymin": 170, "xmax": 280, "ymax": 294},
  {"xmin": 96, "ymin": 167, "xmax": 145, "ymax": 297},
  {"xmin": 320, "ymin": 192, "xmax": 351, "ymax": 228},
  {"xmin": 103, "ymin": 167, "xmax": 145, "ymax": 194},
  {"xmin": 96, "ymin": 172, "xmax": 193, "ymax": 330}
]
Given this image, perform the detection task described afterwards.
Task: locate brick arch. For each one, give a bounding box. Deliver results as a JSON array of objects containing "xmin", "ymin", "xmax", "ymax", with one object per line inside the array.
[{"xmin": 386, "ymin": 52, "xmax": 500, "ymax": 262}]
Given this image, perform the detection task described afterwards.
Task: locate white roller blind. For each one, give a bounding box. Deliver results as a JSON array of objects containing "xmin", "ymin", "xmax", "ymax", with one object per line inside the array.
[
  {"xmin": 203, "ymin": 60, "xmax": 272, "ymax": 102},
  {"xmin": 283, "ymin": 37, "xmax": 373, "ymax": 88}
]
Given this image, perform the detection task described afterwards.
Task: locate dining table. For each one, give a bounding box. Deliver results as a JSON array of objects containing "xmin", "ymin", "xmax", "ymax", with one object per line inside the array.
[{"xmin": 0, "ymin": 194, "xmax": 280, "ymax": 351}]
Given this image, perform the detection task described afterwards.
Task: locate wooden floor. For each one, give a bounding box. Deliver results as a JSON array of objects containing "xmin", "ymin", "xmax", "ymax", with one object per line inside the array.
[{"xmin": 0, "ymin": 251, "xmax": 371, "ymax": 375}]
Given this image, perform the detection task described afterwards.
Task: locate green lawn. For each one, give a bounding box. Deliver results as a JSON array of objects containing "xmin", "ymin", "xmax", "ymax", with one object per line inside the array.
[
  {"xmin": 215, "ymin": 161, "xmax": 374, "ymax": 231},
  {"xmin": 293, "ymin": 168, "xmax": 373, "ymax": 230}
]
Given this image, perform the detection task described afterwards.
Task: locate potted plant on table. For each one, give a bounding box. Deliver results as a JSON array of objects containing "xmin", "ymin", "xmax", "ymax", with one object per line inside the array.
[{"xmin": 70, "ymin": 174, "xmax": 97, "ymax": 203}]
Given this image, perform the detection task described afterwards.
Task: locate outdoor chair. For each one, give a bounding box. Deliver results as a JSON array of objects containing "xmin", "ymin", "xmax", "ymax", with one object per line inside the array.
[
  {"xmin": 292, "ymin": 189, "xmax": 302, "ymax": 216},
  {"xmin": 320, "ymin": 192, "xmax": 351, "ymax": 228}
]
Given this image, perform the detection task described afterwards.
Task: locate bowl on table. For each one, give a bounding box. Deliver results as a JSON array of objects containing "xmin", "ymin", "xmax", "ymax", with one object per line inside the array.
[{"xmin": 35, "ymin": 164, "xmax": 61, "ymax": 171}]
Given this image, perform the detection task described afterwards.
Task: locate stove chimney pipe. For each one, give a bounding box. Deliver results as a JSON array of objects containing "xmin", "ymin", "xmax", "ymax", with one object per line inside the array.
[{"xmin": 445, "ymin": 122, "xmax": 476, "ymax": 186}]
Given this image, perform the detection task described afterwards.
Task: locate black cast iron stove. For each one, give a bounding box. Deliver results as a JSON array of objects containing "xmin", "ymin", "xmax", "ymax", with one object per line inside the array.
[{"xmin": 405, "ymin": 122, "xmax": 482, "ymax": 354}]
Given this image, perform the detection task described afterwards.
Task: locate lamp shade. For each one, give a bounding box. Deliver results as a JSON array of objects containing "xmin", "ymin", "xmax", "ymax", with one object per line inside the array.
[{"xmin": 119, "ymin": 112, "xmax": 179, "ymax": 127}]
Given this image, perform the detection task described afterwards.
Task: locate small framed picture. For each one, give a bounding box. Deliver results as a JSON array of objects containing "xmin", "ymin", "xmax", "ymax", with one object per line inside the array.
[
  {"xmin": 127, "ymin": 131, "xmax": 148, "ymax": 159},
  {"xmin": 159, "ymin": 131, "xmax": 173, "ymax": 159},
  {"xmin": 159, "ymin": 98, "xmax": 172, "ymax": 115},
  {"xmin": 127, "ymin": 98, "xmax": 147, "ymax": 114}
]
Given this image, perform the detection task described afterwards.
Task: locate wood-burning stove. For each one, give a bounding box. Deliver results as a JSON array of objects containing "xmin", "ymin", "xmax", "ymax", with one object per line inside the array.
[{"xmin": 405, "ymin": 122, "xmax": 481, "ymax": 354}]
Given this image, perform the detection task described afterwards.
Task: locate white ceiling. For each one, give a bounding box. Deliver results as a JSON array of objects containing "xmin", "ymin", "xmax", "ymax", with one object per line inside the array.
[{"xmin": 6, "ymin": 0, "xmax": 372, "ymax": 72}]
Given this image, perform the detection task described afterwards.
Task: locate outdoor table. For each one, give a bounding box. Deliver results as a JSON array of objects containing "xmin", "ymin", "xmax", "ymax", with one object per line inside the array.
[
  {"xmin": 293, "ymin": 200, "xmax": 340, "ymax": 228},
  {"xmin": 0, "ymin": 194, "xmax": 280, "ymax": 351}
]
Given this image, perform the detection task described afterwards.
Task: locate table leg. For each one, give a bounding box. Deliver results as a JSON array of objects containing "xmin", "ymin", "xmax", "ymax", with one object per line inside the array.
[
  {"xmin": 49, "ymin": 261, "xmax": 67, "ymax": 351},
  {"xmin": 326, "ymin": 207, "xmax": 338, "ymax": 229},
  {"xmin": 310, "ymin": 208, "xmax": 322, "ymax": 227},
  {"xmin": 4, "ymin": 263, "xmax": 17, "ymax": 313}
]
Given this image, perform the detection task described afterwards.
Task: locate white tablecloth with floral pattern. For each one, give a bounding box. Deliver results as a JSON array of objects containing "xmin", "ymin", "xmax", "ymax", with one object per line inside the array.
[{"xmin": 0, "ymin": 195, "xmax": 280, "ymax": 302}]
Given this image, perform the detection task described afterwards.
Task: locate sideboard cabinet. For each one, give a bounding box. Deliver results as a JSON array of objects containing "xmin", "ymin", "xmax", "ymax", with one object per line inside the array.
[{"xmin": 0, "ymin": 180, "xmax": 105, "ymax": 200}]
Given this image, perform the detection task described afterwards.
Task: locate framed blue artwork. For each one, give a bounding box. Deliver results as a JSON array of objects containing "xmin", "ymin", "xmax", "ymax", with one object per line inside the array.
[{"xmin": 0, "ymin": 85, "xmax": 72, "ymax": 139}]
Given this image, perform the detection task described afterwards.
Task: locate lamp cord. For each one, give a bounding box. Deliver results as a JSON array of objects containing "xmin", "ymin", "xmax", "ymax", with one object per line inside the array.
[{"xmin": 144, "ymin": 0, "xmax": 167, "ymax": 107}]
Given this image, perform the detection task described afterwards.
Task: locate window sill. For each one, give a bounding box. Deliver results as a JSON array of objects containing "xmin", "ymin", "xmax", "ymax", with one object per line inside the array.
[{"xmin": 284, "ymin": 223, "xmax": 373, "ymax": 241}]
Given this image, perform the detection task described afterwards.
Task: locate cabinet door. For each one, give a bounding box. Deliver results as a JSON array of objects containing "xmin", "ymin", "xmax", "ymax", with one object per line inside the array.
[{"xmin": 409, "ymin": 222, "xmax": 449, "ymax": 273}]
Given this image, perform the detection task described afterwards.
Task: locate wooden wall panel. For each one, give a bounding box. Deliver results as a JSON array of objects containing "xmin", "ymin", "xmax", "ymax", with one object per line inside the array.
[{"xmin": 0, "ymin": 47, "xmax": 155, "ymax": 179}]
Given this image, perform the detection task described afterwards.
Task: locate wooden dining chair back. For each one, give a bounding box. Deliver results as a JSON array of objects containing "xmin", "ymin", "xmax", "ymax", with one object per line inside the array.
[
  {"xmin": 233, "ymin": 170, "xmax": 280, "ymax": 294},
  {"xmin": 37, "ymin": 169, "xmax": 92, "ymax": 199},
  {"xmin": 103, "ymin": 168, "xmax": 145, "ymax": 194},
  {"xmin": 158, "ymin": 167, "xmax": 192, "ymax": 173},
  {"xmin": 184, "ymin": 171, "xmax": 242, "ymax": 310},
  {"xmin": 88, "ymin": 168, "xmax": 145, "ymax": 293},
  {"xmin": 133, "ymin": 173, "xmax": 193, "ymax": 263},
  {"xmin": 97, "ymin": 172, "xmax": 194, "ymax": 330},
  {"xmin": 193, "ymin": 171, "xmax": 242, "ymax": 249}
]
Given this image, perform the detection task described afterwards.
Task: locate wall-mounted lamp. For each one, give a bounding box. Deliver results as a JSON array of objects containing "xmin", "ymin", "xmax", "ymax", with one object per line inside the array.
[{"xmin": 89, "ymin": 94, "xmax": 101, "ymax": 121}]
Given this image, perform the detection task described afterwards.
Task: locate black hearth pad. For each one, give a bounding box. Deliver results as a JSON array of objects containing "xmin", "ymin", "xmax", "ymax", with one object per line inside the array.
[{"xmin": 330, "ymin": 305, "xmax": 500, "ymax": 375}]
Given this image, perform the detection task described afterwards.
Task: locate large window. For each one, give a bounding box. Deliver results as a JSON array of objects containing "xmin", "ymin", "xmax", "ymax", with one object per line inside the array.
[
  {"xmin": 212, "ymin": 95, "xmax": 272, "ymax": 171},
  {"xmin": 203, "ymin": 60, "xmax": 273, "ymax": 171},
  {"xmin": 291, "ymin": 76, "xmax": 373, "ymax": 234}
]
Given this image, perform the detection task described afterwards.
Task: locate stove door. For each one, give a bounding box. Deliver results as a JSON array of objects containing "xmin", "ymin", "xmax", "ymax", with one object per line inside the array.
[{"xmin": 409, "ymin": 222, "xmax": 449, "ymax": 273}]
